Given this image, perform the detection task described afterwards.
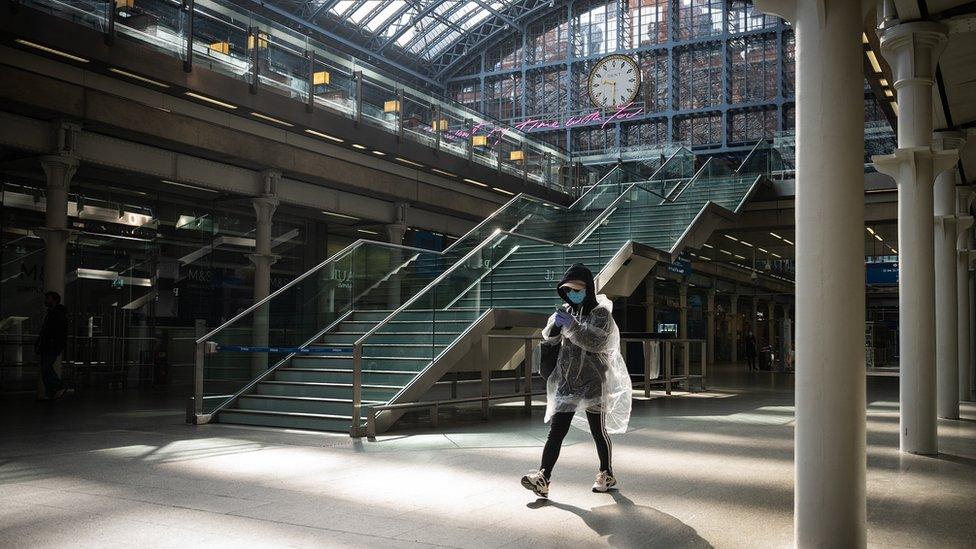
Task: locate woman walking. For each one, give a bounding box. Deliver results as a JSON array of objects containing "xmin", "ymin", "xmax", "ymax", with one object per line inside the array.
[{"xmin": 521, "ymin": 263, "xmax": 632, "ymax": 498}]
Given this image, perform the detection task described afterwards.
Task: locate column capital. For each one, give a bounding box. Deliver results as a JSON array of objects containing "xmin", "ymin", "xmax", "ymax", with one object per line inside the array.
[
  {"xmin": 260, "ymin": 169, "xmax": 281, "ymax": 196},
  {"xmin": 880, "ymin": 21, "xmax": 948, "ymax": 89},
  {"xmin": 753, "ymin": 0, "xmax": 795, "ymax": 23},
  {"xmin": 872, "ymin": 147, "xmax": 958, "ymax": 182},
  {"xmin": 933, "ymin": 130, "xmax": 967, "ymax": 152},
  {"xmin": 252, "ymin": 196, "xmax": 279, "ymax": 223},
  {"xmin": 33, "ymin": 227, "xmax": 71, "ymax": 245},
  {"xmin": 247, "ymin": 253, "xmax": 279, "ymax": 268},
  {"xmin": 39, "ymin": 155, "xmax": 79, "ymax": 189}
]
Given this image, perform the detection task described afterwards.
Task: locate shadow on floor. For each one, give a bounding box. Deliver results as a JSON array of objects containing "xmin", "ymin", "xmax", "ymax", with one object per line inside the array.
[{"xmin": 527, "ymin": 491, "xmax": 712, "ymax": 548}]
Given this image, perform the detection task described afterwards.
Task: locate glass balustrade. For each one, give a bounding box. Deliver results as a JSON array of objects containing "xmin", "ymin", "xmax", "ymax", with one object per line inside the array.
[{"xmin": 20, "ymin": 0, "xmax": 572, "ymax": 192}]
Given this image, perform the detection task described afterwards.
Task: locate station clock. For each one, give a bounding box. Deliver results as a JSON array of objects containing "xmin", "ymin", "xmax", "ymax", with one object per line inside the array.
[{"xmin": 587, "ymin": 54, "xmax": 642, "ymax": 109}]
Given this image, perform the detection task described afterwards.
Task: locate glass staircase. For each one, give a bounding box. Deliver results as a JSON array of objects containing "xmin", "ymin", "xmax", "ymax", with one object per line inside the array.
[{"xmin": 195, "ymin": 141, "xmax": 777, "ymax": 434}]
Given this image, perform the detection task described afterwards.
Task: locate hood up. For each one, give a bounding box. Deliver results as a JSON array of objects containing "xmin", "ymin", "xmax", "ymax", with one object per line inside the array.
[{"xmin": 556, "ymin": 263, "xmax": 599, "ymax": 315}]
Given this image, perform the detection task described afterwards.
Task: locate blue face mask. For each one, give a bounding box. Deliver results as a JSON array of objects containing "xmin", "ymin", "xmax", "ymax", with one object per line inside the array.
[{"xmin": 567, "ymin": 289, "xmax": 587, "ymax": 305}]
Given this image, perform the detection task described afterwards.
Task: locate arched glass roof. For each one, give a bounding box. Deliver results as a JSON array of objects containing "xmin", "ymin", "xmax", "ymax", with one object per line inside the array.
[{"xmin": 241, "ymin": 0, "xmax": 559, "ymax": 84}]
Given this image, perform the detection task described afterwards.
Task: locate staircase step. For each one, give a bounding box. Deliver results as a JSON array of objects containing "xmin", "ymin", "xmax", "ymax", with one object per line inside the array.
[
  {"xmin": 218, "ymin": 409, "xmax": 351, "ymax": 432},
  {"xmin": 276, "ymin": 368, "xmax": 419, "ymax": 384},
  {"xmin": 237, "ymin": 394, "xmax": 378, "ymax": 415},
  {"xmin": 290, "ymin": 355, "xmax": 430, "ymax": 371},
  {"xmin": 255, "ymin": 380, "xmax": 401, "ymax": 400},
  {"xmin": 320, "ymin": 332, "xmax": 459, "ymax": 345}
]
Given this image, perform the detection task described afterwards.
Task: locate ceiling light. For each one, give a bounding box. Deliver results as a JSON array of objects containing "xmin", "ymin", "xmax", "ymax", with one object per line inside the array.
[
  {"xmin": 861, "ymin": 33, "xmax": 869, "ymax": 44},
  {"xmin": 866, "ymin": 227, "xmax": 875, "ymax": 235},
  {"xmin": 734, "ymin": 254, "xmax": 746, "ymax": 260},
  {"xmin": 185, "ymin": 92, "xmax": 236, "ymax": 109},
  {"xmin": 396, "ymin": 157, "xmax": 423, "ymax": 167},
  {"xmin": 879, "ymin": 78, "xmax": 889, "ymax": 87},
  {"xmin": 770, "ymin": 232, "xmax": 782, "ymax": 240},
  {"xmin": 758, "ymin": 247, "xmax": 768, "ymax": 253},
  {"xmin": 432, "ymin": 168, "xmax": 456, "ymax": 178},
  {"xmin": 724, "ymin": 234, "xmax": 739, "ymax": 242},
  {"xmin": 699, "ymin": 256, "xmax": 711, "ymax": 261},
  {"xmin": 371, "ymin": 150, "xmax": 386, "ymax": 156},
  {"xmin": 740, "ymin": 240, "xmax": 753, "ymax": 247},
  {"xmin": 891, "ymin": 102, "xmax": 899, "ymax": 116},
  {"xmin": 891, "ymin": 248, "xmax": 898, "ymax": 254},
  {"xmin": 874, "ymin": 234, "xmax": 883, "ymax": 242},
  {"xmin": 352, "ymin": 144, "xmax": 367, "ymax": 150},
  {"xmin": 771, "ymin": 252, "xmax": 782, "ymax": 258},
  {"xmin": 322, "ymin": 210, "xmax": 358, "ymax": 220},
  {"xmin": 305, "ymin": 129, "xmax": 344, "ymax": 142},
  {"xmin": 109, "ymin": 67, "xmax": 169, "ymax": 87},
  {"xmin": 492, "ymin": 187, "xmax": 515, "ymax": 196},
  {"xmin": 702, "ymin": 243, "xmax": 713, "ymax": 249},
  {"xmin": 884, "ymin": 89, "xmax": 894, "ymax": 98},
  {"xmin": 720, "ymin": 249, "xmax": 732, "ymax": 256},
  {"xmin": 463, "ymin": 178, "xmax": 488, "ymax": 187},
  {"xmin": 865, "ymin": 50, "xmax": 882, "ymax": 73},
  {"xmin": 250, "ymin": 112, "xmax": 293, "ymax": 126},
  {"xmin": 15, "ymin": 39, "xmax": 89, "ymax": 63},
  {"xmin": 357, "ymin": 229, "xmax": 379, "ymax": 235},
  {"xmin": 782, "ymin": 239, "xmax": 793, "ymax": 245}
]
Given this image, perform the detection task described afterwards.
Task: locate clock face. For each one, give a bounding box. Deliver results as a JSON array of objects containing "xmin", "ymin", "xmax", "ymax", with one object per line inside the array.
[{"xmin": 587, "ymin": 55, "xmax": 641, "ymax": 109}]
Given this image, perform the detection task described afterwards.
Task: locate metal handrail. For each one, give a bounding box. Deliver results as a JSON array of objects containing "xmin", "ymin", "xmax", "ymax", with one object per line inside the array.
[
  {"xmin": 442, "ymin": 163, "xmax": 628, "ymax": 255},
  {"xmin": 195, "ymin": 239, "xmax": 435, "ymax": 344}
]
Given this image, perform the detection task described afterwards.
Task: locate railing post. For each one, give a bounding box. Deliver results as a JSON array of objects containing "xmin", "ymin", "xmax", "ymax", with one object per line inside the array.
[
  {"xmin": 193, "ymin": 341, "xmax": 204, "ymax": 420},
  {"xmin": 521, "ymin": 143, "xmax": 528, "ymax": 184},
  {"xmin": 701, "ymin": 340, "xmax": 707, "ymax": 390},
  {"xmin": 305, "ymin": 49, "xmax": 314, "ymax": 113},
  {"xmin": 249, "ymin": 27, "xmax": 259, "ymax": 94},
  {"xmin": 683, "ymin": 340, "xmax": 691, "ymax": 391},
  {"xmin": 366, "ymin": 407, "xmax": 376, "ymax": 438},
  {"xmin": 354, "ymin": 71, "xmax": 363, "ymax": 125},
  {"xmin": 351, "ymin": 344, "xmax": 362, "ymax": 437},
  {"xmin": 665, "ymin": 341, "xmax": 673, "ymax": 395},
  {"xmin": 480, "ymin": 334, "xmax": 490, "ymax": 419},
  {"xmin": 433, "ymin": 103, "xmax": 441, "ymax": 152},
  {"xmin": 643, "ymin": 339, "xmax": 652, "ymax": 398},
  {"xmin": 524, "ymin": 337, "xmax": 533, "ymax": 411},
  {"xmin": 466, "ymin": 118, "xmax": 473, "ymax": 162},
  {"xmin": 396, "ymin": 88, "xmax": 404, "ymax": 141},
  {"xmin": 182, "ymin": 0, "xmax": 193, "ymax": 72},
  {"xmin": 105, "ymin": 0, "xmax": 116, "ymax": 45}
]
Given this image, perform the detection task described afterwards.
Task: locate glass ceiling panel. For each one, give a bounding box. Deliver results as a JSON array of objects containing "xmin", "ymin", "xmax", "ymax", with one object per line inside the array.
[{"xmin": 365, "ymin": 1, "xmax": 408, "ymax": 32}]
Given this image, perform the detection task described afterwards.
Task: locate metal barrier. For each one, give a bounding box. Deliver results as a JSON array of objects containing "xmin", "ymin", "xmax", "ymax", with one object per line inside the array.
[{"xmin": 363, "ymin": 333, "xmax": 707, "ymax": 437}]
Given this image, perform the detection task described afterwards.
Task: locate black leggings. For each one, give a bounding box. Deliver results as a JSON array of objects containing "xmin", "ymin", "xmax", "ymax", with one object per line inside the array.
[{"xmin": 540, "ymin": 408, "xmax": 611, "ymax": 479}]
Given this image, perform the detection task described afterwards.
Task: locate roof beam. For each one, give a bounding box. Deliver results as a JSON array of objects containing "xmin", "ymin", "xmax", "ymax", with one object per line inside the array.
[
  {"xmin": 472, "ymin": 0, "xmax": 519, "ymax": 28},
  {"xmin": 378, "ymin": 1, "xmax": 443, "ymax": 52},
  {"xmin": 236, "ymin": 0, "xmax": 444, "ymax": 88}
]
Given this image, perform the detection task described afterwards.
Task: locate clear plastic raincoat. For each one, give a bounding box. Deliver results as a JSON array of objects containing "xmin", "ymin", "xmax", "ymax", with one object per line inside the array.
[{"xmin": 540, "ymin": 264, "xmax": 632, "ymax": 434}]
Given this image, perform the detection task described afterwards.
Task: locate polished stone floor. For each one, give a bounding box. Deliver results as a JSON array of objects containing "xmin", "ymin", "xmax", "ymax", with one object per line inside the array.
[{"xmin": 1, "ymin": 365, "xmax": 974, "ymax": 548}]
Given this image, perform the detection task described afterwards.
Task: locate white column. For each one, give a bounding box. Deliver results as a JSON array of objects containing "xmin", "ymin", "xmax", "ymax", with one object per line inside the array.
[
  {"xmin": 933, "ymin": 132, "xmax": 966, "ymax": 418},
  {"xmin": 729, "ymin": 295, "xmax": 739, "ymax": 363},
  {"xmin": 873, "ymin": 21, "xmax": 951, "ymax": 454},
  {"xmin": 249, "ymin": 172, "xmax": 279, "ymax": 377},
  {"xmin": 959, "ymin": 188, "xmax": 975, "ymax": 402},
  {"xmin": 36, "ymin": 155, "xmax": 78, "ymax": 398},
  {"xmin": 756, "ymin": 0, "xmax": 865, "ymax": 545},
  {"xmin": 706, "ymin": 288, "xmax": 716, "ymax": 364}
]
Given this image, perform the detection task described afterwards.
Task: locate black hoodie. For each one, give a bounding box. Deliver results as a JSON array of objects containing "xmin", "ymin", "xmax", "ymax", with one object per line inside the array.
[{"xmin": 555, "ymin": 263, "xmax": 599, "ymax": 316}]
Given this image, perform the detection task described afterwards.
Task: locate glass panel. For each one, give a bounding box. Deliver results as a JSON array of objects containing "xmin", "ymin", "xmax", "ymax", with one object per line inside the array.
[
  {"xmin": 200, "ymin": 241, "xmax": 442, "ymax": 413},
  {"xmin": 115, "ymin": 0, "xmax": 186, "ymax": 59},
  {"xmin": 23, "ymin": 0, "xmax": 108, "ymax": 32},
  {"xmin": 191, "ymin": 3, "xmax": 251, "ymax": 83},
  {"xmin": 260, "ymin": 34, "xmax": 309, "ymax": 102}
]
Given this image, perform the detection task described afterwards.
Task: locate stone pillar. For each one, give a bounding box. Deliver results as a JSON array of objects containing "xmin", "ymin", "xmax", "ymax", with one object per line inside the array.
[
  {"xmin": 644, "ymin": 276, "xmax": 656, "ymax": 333},
  {"xmin": 729, "ymin": 295, "xmax": 739, "ymax": 363},
  {"xmin": 36, "ymin": 155, "xmax": 78, "ymax": 398},
  {"xmin": 678, "ymin": 283, "xmax": 688, "ymax": 340},
  {"xmin": 706, "ymin": 288, "xmax": 716, "ymax": 364},
  {"xmin": 933, "ymin": 132, "xmax": 966, "ymax": 418},
  {"xmin": 386, "ymin": 202, "xmax": 409, "ymax": 310},
  {"xmin": 755, "ymin": 0, "xmax": 866, "ymax": 545},
  {"xmin": 249, "ymin": 172, "xmax": 279, "ymax": 377},
  {"xmin": 960, "ymin": 191, "xmax": 975, "ymax": 402},
  {"xmin": 766, "ymin": 301, "xmax": 776, "ymax": 351},
  {"xmin": 873, "ymin": 21, "xmax": 951, "ymax": 454}
]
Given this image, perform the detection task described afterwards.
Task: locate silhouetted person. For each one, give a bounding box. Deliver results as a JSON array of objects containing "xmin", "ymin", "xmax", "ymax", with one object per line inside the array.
[
  {"xmin": 35, "ymin": 291, "xmax": 68, "ymax": 400},
  {"xmin": 744, "ymin": 333, "xmax": 758, "ymax": 371}
]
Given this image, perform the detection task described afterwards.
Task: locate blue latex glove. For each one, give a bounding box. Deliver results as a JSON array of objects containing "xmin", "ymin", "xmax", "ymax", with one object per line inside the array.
[{"xmin": 554, "ymin": 310, "xmax": 577, "ymax": 329}]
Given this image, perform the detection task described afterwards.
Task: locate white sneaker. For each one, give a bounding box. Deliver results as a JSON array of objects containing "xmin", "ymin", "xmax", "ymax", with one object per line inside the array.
[
  {"xmin": 592, "ymin": 470, "xmax": 617, "ymax": 493},
  {"xmin": 521, "ymin": 470, "xmax": 549, "ymax": 498}
]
